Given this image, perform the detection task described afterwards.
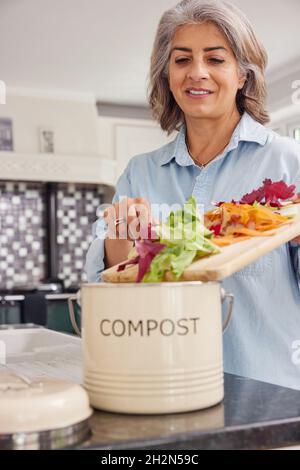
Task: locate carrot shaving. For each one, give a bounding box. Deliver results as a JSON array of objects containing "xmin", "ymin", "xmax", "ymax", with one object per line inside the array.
[
  {"xmin": 226, "ymin": 227, "xmax": 274, "ymax": 237},
  {"xmin": 212, "ymin": 236, "xmax": 251, "ymax": 247},
  {"xmin": 205, "ymin": 202, "xmax": 291, "ymax": 246}
]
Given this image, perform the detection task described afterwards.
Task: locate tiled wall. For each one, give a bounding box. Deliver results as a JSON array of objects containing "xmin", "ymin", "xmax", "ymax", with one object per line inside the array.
[
  {"xmin": 0, "ymin": 182, "xmax": 47, "ymax": 290},
  {"xmin": 0, "ymin": 181, "xmax": 104, "ymax": 290},
  {"xmin": 56, "ymin": 183, "xmax": 103, "ymax": 288}
]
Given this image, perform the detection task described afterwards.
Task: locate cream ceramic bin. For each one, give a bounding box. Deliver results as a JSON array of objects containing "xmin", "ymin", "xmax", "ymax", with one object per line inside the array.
[{"xmin": 68, "ymin": 282, "xmax": 233, "ymax": 415}]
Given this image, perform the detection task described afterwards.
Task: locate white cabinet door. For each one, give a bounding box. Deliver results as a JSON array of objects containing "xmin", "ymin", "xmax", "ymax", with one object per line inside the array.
[{"xmin": 115, "ymin": 122, "xmax": 174, "ymax": 180}]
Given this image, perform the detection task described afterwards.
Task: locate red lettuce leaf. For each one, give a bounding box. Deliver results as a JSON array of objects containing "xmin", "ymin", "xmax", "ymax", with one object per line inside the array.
[
  {"xmin": 240, "ymin": 187, "xmax": 265, "ymax": 205},
  {"xmin": 240, "ymin": 179, "xmax": 296, "ymax": 207},
  {"xmin": 135, "ymin": 240, "xmax": 166, "ymax": 282},
  {"xmin": 117, "ymin": 240, "xmax": 166, "ymax": 282},
  {"xmin": 263, "ymin": 179, "xmax": 296, "ymax": 204}
]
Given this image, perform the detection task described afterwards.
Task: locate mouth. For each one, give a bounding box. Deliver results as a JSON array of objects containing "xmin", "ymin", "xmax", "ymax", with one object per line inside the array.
[{"xmin": 185, "ymin": 88, "xmax": 214, "ymax": 99}]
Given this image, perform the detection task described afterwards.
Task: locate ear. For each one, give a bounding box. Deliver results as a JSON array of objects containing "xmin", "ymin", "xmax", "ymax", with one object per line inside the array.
[
  {"xmin": 238, "ymin": 70, "xmax": 247, "ymax": 90},
  {"xmin": 238, "ymin": 77, "xmax": 246, "ymax": 90}
]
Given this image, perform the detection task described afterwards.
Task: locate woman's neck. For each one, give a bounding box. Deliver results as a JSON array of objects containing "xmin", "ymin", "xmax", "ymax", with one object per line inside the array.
[{"xmin": 185, "ymin": 109, "xmax": 242, "ymax": 167}]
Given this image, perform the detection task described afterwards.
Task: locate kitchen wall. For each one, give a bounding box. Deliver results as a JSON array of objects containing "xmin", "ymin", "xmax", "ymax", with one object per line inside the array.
[
  {"xmin": 267, "ymin": 64, "xmax": 300, "ymax": 136},
  {"xmin": 0, "ymin": 92, "xmax": 100, "ymax": 155}
]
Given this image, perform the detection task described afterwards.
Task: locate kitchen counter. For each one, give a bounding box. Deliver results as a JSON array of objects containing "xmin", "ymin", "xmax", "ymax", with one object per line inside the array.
[
  {"xmin": 79, "ymin": 374, "xmax": 300, "ymax": 450},
  {"xmin": 2, "ymin": 327, "xmax": 300, "ymax": 450}
]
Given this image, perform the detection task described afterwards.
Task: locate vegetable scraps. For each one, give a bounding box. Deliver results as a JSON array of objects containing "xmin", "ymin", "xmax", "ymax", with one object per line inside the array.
[
  {"xmin": 117, "ymin": 180, "xmax": 297, "ymax": 279},
  {"xmin": 215, "ymin": 179, "xmax": 296, "ymax": 208},
  {"xmin": 240, "ymin": 179, "xmax": 296, "ymax": 207},
  {"xmin": 117, "ymin": 196, "xmax": 219, "ymax": 283},
  {"xmin": 205, "ymin": 202, "xmax": 291, "ymax": 247},
  {"xmin": 208, "ymin": 179, "xmax": 296, "ymax": 246}
]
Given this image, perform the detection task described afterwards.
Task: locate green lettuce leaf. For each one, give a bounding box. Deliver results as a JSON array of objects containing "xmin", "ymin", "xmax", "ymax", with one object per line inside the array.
[{"xmin": 142, "ymin": 196, "xmax": 220, "ymax": 282}]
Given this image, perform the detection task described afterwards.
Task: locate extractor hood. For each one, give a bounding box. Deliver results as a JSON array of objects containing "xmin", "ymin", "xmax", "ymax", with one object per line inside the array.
[{"xmin": 0, "ymin": 151, "xmax": 116, "ymax": 186}]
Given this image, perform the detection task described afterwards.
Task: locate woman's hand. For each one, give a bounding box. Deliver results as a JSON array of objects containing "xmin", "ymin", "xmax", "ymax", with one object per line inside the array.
[
  {"xmin": 104, "ymin": 197, "xmax": 152, "ymax": 241},
  {"xmin": 103, "ymin": 197, "xmax": 152, "ymax": 268}
]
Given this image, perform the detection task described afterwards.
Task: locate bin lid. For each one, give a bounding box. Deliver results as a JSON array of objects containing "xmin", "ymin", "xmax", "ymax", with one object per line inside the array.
[{"xmin": 0, "ymin": 371, "xmax": 92, "ymax": 436}]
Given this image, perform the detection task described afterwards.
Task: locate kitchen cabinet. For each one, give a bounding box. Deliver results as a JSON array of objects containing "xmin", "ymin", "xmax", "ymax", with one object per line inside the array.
[
  {"xmin": 46, "ymin": 294, "xmax": 80, "ymax": 334},
  {"xmin": 0, "ymin": 118, "xmax": 173, "ymax": 186},
  {"xmin": 0, "ymin": 294, "xmax": 79, "ymax": 335},
  {"xmin": 97, "ymin": 117, "xmax": 175, "ymax": 180},
  {"xmin": 0, "ymin": 299, "xmax": 21, "ymax": 324}
]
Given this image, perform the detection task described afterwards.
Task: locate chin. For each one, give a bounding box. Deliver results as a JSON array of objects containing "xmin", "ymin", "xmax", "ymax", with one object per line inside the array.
[{"xmin": 184, "ymin": 108, "xmax": 216, "ymax": 120}]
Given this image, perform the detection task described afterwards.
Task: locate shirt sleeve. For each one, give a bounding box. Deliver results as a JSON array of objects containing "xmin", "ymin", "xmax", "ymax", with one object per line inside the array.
[{"xmin": 85, "ymin": 164, "xmax": 133, "ymax": 283}]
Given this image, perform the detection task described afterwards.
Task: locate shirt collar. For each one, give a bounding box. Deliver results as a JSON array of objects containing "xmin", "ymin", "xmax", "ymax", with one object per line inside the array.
[{"xmin": 159, "ymin": 112, "xmax": 269, "ymax": 167}]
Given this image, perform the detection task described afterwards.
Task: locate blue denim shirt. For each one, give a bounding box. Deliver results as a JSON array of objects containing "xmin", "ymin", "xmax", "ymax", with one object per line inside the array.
[{"xmin": 86, "ymin": 112, "xmax": 300, "ymax": 390}]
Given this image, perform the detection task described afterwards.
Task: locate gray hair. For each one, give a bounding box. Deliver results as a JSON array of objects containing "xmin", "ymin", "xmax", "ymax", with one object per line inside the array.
[{"xmin": 148, "ymin": 0, "xmax": 270, "ymax": 134}]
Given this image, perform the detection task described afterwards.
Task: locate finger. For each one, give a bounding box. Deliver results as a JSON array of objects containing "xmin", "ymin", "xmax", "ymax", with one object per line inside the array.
[
  {"xmin": 105, "ymin": 198, "xmax": 152, "ymax": 241},
  {"xmin": 134, "ymin": 197, "xmax": 151, "ymax": 210},
  {"xmin": 103, "ymin": 203, "xmax": 119, "ymax": 222},
  {"xmin": 105, "ymin": 206, "xmax": 119, "ymax": 238},
  {"xmin": 128, "ymin": 202, "xmax": 151, "ymax": 239},
  {"xmin": 103, "ymin": 200, "xmax": 129, "ymax": 240},
  {"xmin": 127, "ymin": 203, "xmax": 139, "ymax": 218},
  {"xmin": 105, "ymin": 204, "xmax": 129, "ymax": 240}
]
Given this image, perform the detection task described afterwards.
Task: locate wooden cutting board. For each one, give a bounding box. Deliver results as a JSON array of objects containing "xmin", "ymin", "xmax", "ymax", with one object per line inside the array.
[{"xmin": 101, "ymin": 205, "xmax": 300, "ymax": 283}]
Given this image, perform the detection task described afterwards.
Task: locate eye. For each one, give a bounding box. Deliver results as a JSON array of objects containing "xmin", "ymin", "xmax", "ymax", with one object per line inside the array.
[
  {"xmin": 208, "ymin": 58, "xmax": 225, "ymax": 64},
  {"xmin": 174, "ymin": 57, "xmax": 190, "ymax": 64}
]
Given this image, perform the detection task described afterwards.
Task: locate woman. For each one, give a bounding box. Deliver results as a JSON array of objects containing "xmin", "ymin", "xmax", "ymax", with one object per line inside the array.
[{"xmin": 86, "ymin": 0, "xmax": 300, "ymax": 389}]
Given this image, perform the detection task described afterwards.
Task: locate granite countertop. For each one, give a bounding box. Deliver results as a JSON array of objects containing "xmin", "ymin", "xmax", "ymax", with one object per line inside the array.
[{"xmin": 79, "ymin": 374, "xmax": 300, "ymax": 450}]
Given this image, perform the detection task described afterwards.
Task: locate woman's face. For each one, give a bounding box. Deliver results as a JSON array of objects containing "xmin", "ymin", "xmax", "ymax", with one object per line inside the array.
[{"xmin": 168, "ymin": 22, "xmax": 246, "ymax": 121}]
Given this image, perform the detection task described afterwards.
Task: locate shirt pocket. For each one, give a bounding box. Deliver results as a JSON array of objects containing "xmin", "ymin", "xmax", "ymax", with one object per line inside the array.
[{"xmin": 232, "ymin": 252, "xmax": 273, "ymax": 277}]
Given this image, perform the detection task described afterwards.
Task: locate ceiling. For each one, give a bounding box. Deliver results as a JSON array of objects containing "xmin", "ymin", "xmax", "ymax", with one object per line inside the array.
[{"xmin": 1, "ymin": 0, "xmax": 300, "ymax": 104}]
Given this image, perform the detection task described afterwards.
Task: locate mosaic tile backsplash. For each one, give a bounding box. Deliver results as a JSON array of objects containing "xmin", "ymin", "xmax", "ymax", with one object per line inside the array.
[
  {"xmin": 0, "ymin": 181, "xmax": 104, "ymax": 290},
  {"xmin": 56, "ymin": 183, "xmax": 103, "ymax": 288},
  {"xmin": 0, "ymin": 182, "xmax": 47, "ymax": 290}
]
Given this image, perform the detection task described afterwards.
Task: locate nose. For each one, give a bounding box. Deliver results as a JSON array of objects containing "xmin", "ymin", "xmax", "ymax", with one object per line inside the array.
[{"xmin": 187, "ymin": 60, "xmax": 210, "ymax": 81}]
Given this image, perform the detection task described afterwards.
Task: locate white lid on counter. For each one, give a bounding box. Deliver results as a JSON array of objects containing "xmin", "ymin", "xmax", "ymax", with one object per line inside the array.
[{"xmin": 0, "ymin": 371, "xmax": 92, "ymax": 434}]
